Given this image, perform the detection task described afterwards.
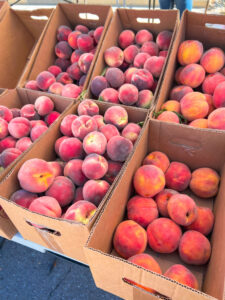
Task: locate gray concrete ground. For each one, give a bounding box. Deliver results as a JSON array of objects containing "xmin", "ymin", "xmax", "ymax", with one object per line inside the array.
[{"xmin": 0, "ymin": 237, "xmax": 120, "ymax": 300}]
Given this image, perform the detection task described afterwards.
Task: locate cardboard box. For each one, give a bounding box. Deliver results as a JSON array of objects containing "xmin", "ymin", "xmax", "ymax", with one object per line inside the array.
[
  {"xmin": 85, "ymin": 119, "xmax": 225, "ymax": 300},
  {"xmin": 0, "ymin": 6, "xmax": 53, "ymax": 89},
  {"xmin": 86, "ymin": 8, "xmax": 179, "ymax": 106},
  {"xmin": 0, "ymin": 100, "xmax": 147, "ymax": 263},
  {"xmin": 154, "ymin": 10, "xmax": 225, "ymax": 112},
  {"xmin": 19, "ymin": 3, "xmax": 113, "ymax": 93}
]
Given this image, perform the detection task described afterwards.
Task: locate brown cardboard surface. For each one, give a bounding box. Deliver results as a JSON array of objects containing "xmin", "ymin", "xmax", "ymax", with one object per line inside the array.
[
  {"xmin": 86, "ymin": 8, "xmax": 179, "ymax": 107},
  {"xmin": 19, "ymin": 3, "xmax": 113, "ymax": 94},
  {"xmin": 0, "ymin": 99, "xmax": 147, "ymax": 263},
  {"xmin": 0, "ymin": 207, "xmax": 17, "ymax": 240},
  {"xmin": 85, "ymin": 119, "xmax": 225, "ymax": 300}
]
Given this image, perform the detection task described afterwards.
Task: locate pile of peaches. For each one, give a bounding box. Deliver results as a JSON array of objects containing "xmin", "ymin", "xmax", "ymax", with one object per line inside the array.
[
  {"xmin": 25, "ymin": 24, "xmax": 104, "ymax": 99},
  {"xmin": 113, "ymin": 151, "xmax": 218, "ymax": 291},
  {"xmin": 10, "ymin": 100, "xmax": 142, "ymax": 224},
  {"xmin": 157, "ymin": 40, "xmax": 225, "ymax": 130},
  {"xmin": 0, "ymin": 96, "xmax": 60, "ymax": 170},
  {"xmin": 90, "ymin": 28, "xmax": 172, "ymax": 108}
]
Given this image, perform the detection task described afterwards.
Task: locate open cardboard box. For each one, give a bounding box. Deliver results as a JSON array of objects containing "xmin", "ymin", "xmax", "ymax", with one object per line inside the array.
[
  {"xmin": 86, "ymin": 8, "xmax": 179, "ymax": 107},
  {"xmin": 0, "ymin": 99, "xmax": 147, "ymax": 263},
  {"xmin": 18, "ymin": 3, "xmax": 113, "ymax": 94},
  {"xmin": 154, "ymin": 10, "xmax": 225, "ymax": 114},
  {"xmin": 0, "ymin": 6, "xmax": 53, "ymax": 89},
  {"xmin": 85, "ymin": 119, "xmax": 225, "ymax": 300}
]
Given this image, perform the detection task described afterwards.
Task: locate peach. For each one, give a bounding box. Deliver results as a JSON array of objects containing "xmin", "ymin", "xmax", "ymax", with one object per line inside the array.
[
  {"xmin": 131, "ymin": 69, "xmax": 154, "ymax": 90},
  {"xmin": 75, "ymin": 25, "xmax": 89, "ymax": 33},
  {"xmin": 119, "ymin": 30, "xmax": 135, "ymax": 49},
  {"xmin": 18, "ymin": 158, "xmax": 55, "ymax": 193},
  {"xmin": 0, "ymin": 136, "xmax": 16, "ymax": 153},
  {"xmin": 104, "ymin": 105, "xmax": 128, "ymax": 129},
  {"xmin": 157, "ymin": 111, "xmax": 179, "ymax": 123},
  {"xmin": 29, "ymin": 196, "xmax": 62, "ymax": 218},
  {"xmin": 91, "ymin": 76, "xmax": 109, "ymax": 97},
  {"xmin": 127, "ymin": 196, "xmax": 158, "ymax": 228},
  {"xmin": 71, "ymin": 49, "xmax": 83, "ymax": 63},
  {"xmin": 99, "ymin": 88, "xmax": 119, "ymax": 104},
  {"xmin": 190, "ymin": 167, "xmax": 220, "ymax": 198},
  {"xmin": 161, "ymin": 100, "xmax": 181, "ymax": 113},
  {"xmin": 175, "ymin": 67, "xmax": 183, "ymax": 84},
  {"xmin": 147, "ymin": 218, "xmax": 182, "ymax": 253},
  {"xmin": 48, "ymin": 161, "xmax": 63, "ymax": 177},
  {"xmin": 122, "ymin": 123, "xmax": 141, "ymax": 144},
  {"xmin": 136, "ymin": 90, "xmax": 153, "ymax": 109},
  {"xmin": 167, "ymin": 194, "xmax": 197, "ymax": 226},
  {"xmin": 68, "ymin": 31, "xmax": 81, "ymax": 49},
  {"xmin": 64, "ymin": 159, "xmax": 87, "ymax": 186},
  {"xmin": 143, "ymin": 151, "xmax": 170, "ymax": 173},
  {"xmin": 165, "ymin": 161, "xmax": 191, "ymax": 191},
  {"xmin": 0, "ymin": 118, "xmax": 8, "ymax": 139},
  {"xmin": 44, "ymin": 111, "xmax": 60, "ymax": 126},
  {"xmin": 118, "ymin": 83, "xmax": 139, "ymax": 105},
  {"xmin": 79, "ymin": 75, "xmax": 86, "ymax": 87},
  {"xmin": 144, "ymin": 56, "xmax": 166, "ymax": 78},
  {"xmin": 124, "ymin": 45, "xmax": 139, "ymax": 64},
  {"xmin": 179, "ymin": 230, "xmax": 211, "ymax": 265},
  {"xmin": 59, "ymin": 137, "xmax": 83, "ymax": 161},
  {"xmin": 155, "ymin": 189, "xmax": 178, "ymax": 217},
  {"xmin": 78, "ymin": 99, "xmax": 99, "ymax": 116},
  {"xmin": 113, "ymin": 220, "xmax": 147, "ymax": 259},
  {"xmin": 204, "ymin": 94, "xmax": 215, "ymax": 115},
  {"xmin": 61, "ymin": 84, "xmax": 82, "ymax": 99},
  {"xmin": 133, "ymin": 52, "xmax": 150, "ymax": 68},
  {"xmin": 185, "ymin": 207, "xmax": 214, "ymax": 236},
  {"xmin": 36, "ymin": 71, "xmax": 56, "ymax": 91},
  {"xmin": 77, "ymin": 34, "xmax": 94, "ymax": 52},
  {"xmin": 71, "ymin": 115, "xmax": 97, "ymax": 140},
  {"xmin": 83, "ymin": 179, "xmax": 110, "ymax": 206},
  {"xmin": 8, "ymin": 117, "xmax": 30, "ymax": 139},
  {"xmin": 10, "ymin": 108, "xmax": 21, "ymax": 118},
  {"xmin": 92, "ymin": 115, "xmax": 105, "ymax": 129},
  {"xmin": 55, "ymin": 136, "xmax": 68, "ymax": 156},
  {"xmin": 107, "ymin": 136, "xmax": 133, "ymax": 162},
  {"xmin": 202, "ymin": 72, "xmax": 225, "ymax": 95},
  {"xmin": 213, "ymin": 81, "xmax": 225, "ymax": 108},
  {"xmin": 134, "ymin": 165, "xmax": 165, "ymax": 198},
  {"xmin": 67, "ymin": 63, "xmax": 83, "ymax": 81},
  {"xmin": 55, "ymin": 58, "xmax": 70, "ymax": 71},
  {"xmin": 180, "ymin": 92, "xmax": 209, "ymax": 121},
  {"xmin": 48, "ymin": 65, "xmax": 62, "ymax": 77},
  {"xmin": 159, "ymin": 50, "xmax": 168, "ymax": 57},
  {"xmin": 103, "ymin": 160, "xmax": 122, "ymax": 183},
  {"xmin": 25, "ymin": 80, "xmax": 40, "ymax": 91},
  {"xmin": 200, "ymin": 47, "xmax": 225, "ymax": 73},
  {"xmin": 104, "ymin": 46, "xmax": 124, "ymax": 67},
  {"xmin": 189, "ymin": 119, "xmax": 208, "ymax": 128},
  {"xmin": 105, "ymin": 67, "xmax": 125, "ymax": 89},
  {"xmin": 64, "ymin": 200, "xmax": 96, "ymax": 224},
  {"xmin": 82, "ymin": 153, "xmax": 108, "ymax": 180},
  {"xmin": 78, "ymin": 53, "xmax": 94, "ymax": 74},
  {"xmin": 141, "ymin": 41, "xmax": 159, "ymax": 56},
  {"xmin": 125, "ymin": 67, "xmax": 138, "ymax": 84},
  {"xmin": 48, "ymin": 82, "xmax": 63, "ymax": 95},
  {"xmin": 83, "ymin": 131, "xmax": 107, "ymax": 155},
  {"xmin": 57, "ymin": 25, "xmax": 72, "ymax": 42},
  {"xmin": 100, "ymin": 124, "xmax": 120, "ymax": 141},
  {"xmin": 20, "ymin": 104, "xmax": 38, "ymax": 120},
  {"xmin": 164, "ymin": 264, "xmax": 199, "ymax": 289},
  {"xmin": 55, "ymin": 41, "xmax": 72, "ymax": 59},
  {"xmin": 0, "ymin": 148, "xmax": 22, "ymax": 168},
  {"xmin": 208, "ymin": 108, "xmax": 225, "ymax": 130},
  {"xmin": 179, "ymin": 64, "xmax": 205, "ymax": 88},
  {"xmin": 135, "ymin": 29, "xmax": 153, "ymax": 45},
  {"xmin": 30, "ymin": 125, "xmax": 48, "ymax": 142},
  {"xmin": 94, "ymin": 26, "xmax": 103, "ymax": 43},
  {"xmin": 156, "ymin": 30, "xmax": 172, "ymax": 50},
  {"xmin": 10, "ymin": 189, "xmax": 37, "ymax": 208},
  {"xmin": 73, "ymin": 186, "xmax": 83, "ymax": 203},
  {"xmin": 16, "ymin": 137, "xmax": 32, "ymax": 152},
  {"xmin": 0, "ymin": 106, "xmax": 13, "ymax": 122},
  {"xmin": 46, "ymin": 176, "xmax": 75, "ymax": 207},
  {"xmin": 169, "ymin": 86, "xmax": 193, "ymax": 102},
  {"xmin": 60, "ymin": 114, "xmax": 78, "ymax": 137},
  {"xmin": 56, "ymin": 72, "xmax": 73, "ymax": 84},
  {"xmin": 177, "ymin": 40, "xmax": 203, "ymax": 65}
]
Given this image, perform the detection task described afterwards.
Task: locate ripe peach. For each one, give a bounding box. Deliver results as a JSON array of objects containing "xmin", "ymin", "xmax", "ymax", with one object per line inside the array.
[
  {"xmin": 124, "ymin": 45, "xmax": 139, "ymax": 64},
  {"xmin": 141, "ymin": 41, "xmax": 159, "ymax": 56},
  {"xmin": 8, "ymin": 117, "xmax": 30, "ymax": 139},
  {"xmin": 180, "ymin": 64, "xmax": 205, "ymax": 88},
  {"xmin": 131, "ymin": 69, "xmax": 154, "ymax": 91},
  {"xmin": 179, "ymin": 230, "xmax": 211, "ymax": 265},
  {"xmin": 48, "ymin": 161, "xmax": 63, "ymax": 177},
  {"xmin": 55, "ymin": 41, "xmax": 72, "ymax": 59},
  {"xmin": 175, "ymin": 67, "xmax": 183, "ymax": 84},
  {"xmin": 92, "ymin": 115, "xmax": 105, "ymax": 129},
  {"xmin": 105, "ymin": 67, "xmax": 125, "ymax": 89},
  {"xmin": 56, "ymin": 72, "xmax": 73, "ymax": 85},
  {"xmin": 67, "ymin": 63, "xmax": 83, "ymax": 81},
  {"xmin": 60, "ymin": 114, "xmax": 78, "ymax": 137},
  {"xmin": 25, "ymin": 80, "xmax": 40, "ymax": 91},
  {"xmin": 64, "ymin": 159, "xmax": 87, "ymax": 186},
  {"xmin": 143, "ymin": 151, "xmax": 170, "ymax": 173},
  {"xmin": 107, "ymin": 136, "xmax": 133, "ymax": 162},
  {"xmin": 57, "ymin": 25, "xmax": 72, "ymax": 42},
  {"xmin": 82, "ymin": 153, "xmax": 108, "ymax": 180},
  {"xmin": 133, "ymin": 53, "xmax": 150, "ymax": 68},
  {"xmin": 68, "ymin": 30, "xmax": 81, "ymax": 49},
  {"xmin": 0, "ymin": 148, "xmax": 22, "ymax": 168},
  {"xmin": 55, "ymin": 136, "xmax": 68, "ymax": 156},
  {"xmin": 61, "ymin": 84, "xmax": 82, "ymax": 99},
  {"xmin": 125, "ymin": 67, "xmax": 138, "ymax": 84},
  {"xmin": 180, "ymin": 92, "xmax": 209, "ymax": 121},
  {"xmin": 55, "ymin": 58, "xmax": 70, "ymax": 72},
  {"xmin": 36, "ymin": 71, "xmax": 56, "ymax": 91},
  {"xmin": 113, "ymin": 220, "xmax": 147, "ymax": 259},
  {"xmin": 200, "ymin": 47, "xmax": 225, "ymax": 73},
  {"xmin": 10, "ymin": 189, "xmax": 37, "ymax": 208},
  {"xmin": 118, "ymin": 84, "xmax": 139, "ymax": 105},
  {"xmin": 104, "ymin": 46, "xmax": 124, "ymax": 67},
  {"xmin": 165, "ymin": 162, "xmax": 191, "ymax": 191},
  {"xmin": 64, "ymin": 200, "xmax": 96, "ymax": 224},
  {"xmin": 94, "ymin": 26, "xmax": 103, "ymax": 43},
  {"xmin": 20, "ymin": 104, "xmax": 38, "ymax": 120},
  {"xmin": 16, "ymin": 137, "xmax": 32, "ymax": 152},
  {"xmin": 29, "ymin": 196, "xmax": 62, "ymax": 218},
  {"xmin": 208, "ymin": 108, "xmax": 225, "ymax": 130},
  {"xmin": 78, "ymin": 99, "xmax": 99, "ymax": 116},
  {"xmin": 136, "ymin": 90, "xmax": 153, "ymax": 109},
  {"xmin": 164, "ymin": 264, "xmax": 199, "ymax": 289},
  {"xmin": 0, "ymin": 106, "xmax": 13, "ymax": 122},
  {"xmin": 48, "ymin": 65, "xmax": 62, "ymax": 77},
  {"xmin": 30, "ymin": 125, "xmax": 48, "ymax": 142},
  {"xmin": 0, "ymin": 118, "xmax": 8, "ymax": 139},
  {"xmin": 99, "ymin": 88, "xmax": 119, "ymax": 104},
  {"xmin": 134, "ymin": 165, "xmax": 165, "ymax": 198},
  {"xmin": 161, "ymin": 100, "xmax": 181, "ymax": 113},
  {"xmin": 79, "ymin": 75, "xmax": 86, "ymax": 87},
  {"xmin": 75, "ymin": 25, "xmax": 89, "ymax": 33},
  {"xmin": 0, "ymin": 136, "xmax": 16, "ymax": 153},
  {"xmin": 91, "ymin": 76, "xmax": 109, "ymax": 97},
  {"xmin": 59, "ymin": 137, "xmax": 83, "ymax": 161},
  {"xmin": 156, "ymin": 30, "xmax": 172, "ymax": 50},
  {"xmin": 189, "ymin": 119, "xmax": 208, "ymax": 128},
  {"xmin": 44, "ymin": 111, "xmax": 60, "ymax": 126},
  {"xmin": 190, "ymin": 167, "xmax": 220, "ymax": 198},
  {"xmin": 121, "ymin": 123, "xmax": 141, "ymax": 144},
  {"xmin": 103, "ymin": 160, "xmax": 122, "ymax": 183},
  {"xmin": 157, "ymin": 111, "xmax": 179, "ymax": 123},
  {"xmin": 147, "ymin": 218, "xmax": 182, "ymax": 253},
  {"xmin": 18, "ymin": 158, "xmax": 55, "ymax": 193},
  {"xmin": 159, "ymin": 50, "xmax": 168, "ymax": 57},
  {"xmin": 205, "ymin": 94, "xmax": 215, "ymax": 115},
  {"xmin": 78, "ymin": 53, "xmax": 94, "ymax": 74},
  {"xmin": 83, "ymin": 179, "xmax": 110, "ymax": 206},
  {"xmin": 11, "ymin": 108, "xmax": 21, "ymax": 118},
  {"xmin": 119, "ymin": 30, "xmax": 135, "ymax": 49},
  {"xmin": 48, "ymin": 82, "xmax": 63, "ymax": 95},
  {"xmin": 202, "ymin": 73, "xmax": 225, "ymax": 95},
  {"xmin": 144, "ymin": 56, "xmax": 166, "ymax": 78},
  {"xmin": 177, "ymin": 40, "xmax": 203, "ymax": 65},
  {"xmin": 100, "ymin": 124, "xmax": 120, "ymax": 141},
  {"xmin": 155, "ymin": 189, "xmax": 178, "ymax": 217},
  {"xmin": 71, "ymin": 49, "xmax": 83, "ymax": 63},
  {"xmin": 104, "ymin": 106, "xmax": 128, "ymax": 129},
  {"xmin": 71, "ymin": 115, "xmax": 97, "ymax": 140},
  {"xmin": 213, "ymin": 81, "xmax": 225, "ymax": 108},
  {"xmin": 135, "ymin": 29, "xmax": 153, "ymax": 45},
  {"xmin": 73, "ymin": 186, "xmax": 83, "ymax": 203},
  {"xmin": 83, "ymin": 131, "xmax": 107, "ymax": 155},
  {"xmin": 77, "ymin": 34, "xmax": 94, "ymax": 52}
]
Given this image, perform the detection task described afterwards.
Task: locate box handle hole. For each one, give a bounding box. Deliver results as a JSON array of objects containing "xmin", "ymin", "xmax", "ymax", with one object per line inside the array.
[
  {"xmin": 30, "ymin": 15, "xmax": 49, "ymax": 20},
  {"xmin": 26, "ymin": 220, "xmax": 61, "ymax": 236},
  {"xmin": 205, "ymin": 23, "xmax": 225, "ymax": 30},
  {"xmin": 79, "ymin": 13, "xmax": 99, "ymax": 21},
  {"xmin": 136, "ymin": 17, "xmax": 160, "ymax": 24}
]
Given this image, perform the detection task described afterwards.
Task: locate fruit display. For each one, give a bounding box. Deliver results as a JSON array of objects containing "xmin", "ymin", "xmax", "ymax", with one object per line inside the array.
[
  {"xmin": 113, "ymin": 150, "xmax": 217, "ymax": 291},
  {"xmin": 25, "ymin": 24, "xmax": 104, "ymax": 99},
  {"xmin": 156, "ymin": 40, "xmax": 225, "ymax": 129},
  {"xmin": 10, "ymin": 99, "xmax": 143, "ymax": 224},
  {"xmin": 90, "ymin": 29, "xmax": 173, "ymax": 108},
  {"xmin": 0, "ymin": 96, "xmax": 60, "ymax": 171}
]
